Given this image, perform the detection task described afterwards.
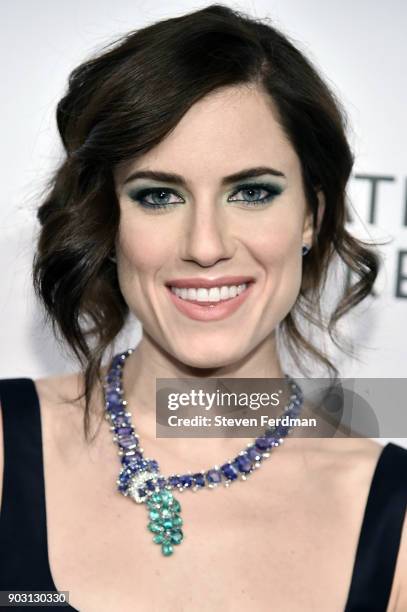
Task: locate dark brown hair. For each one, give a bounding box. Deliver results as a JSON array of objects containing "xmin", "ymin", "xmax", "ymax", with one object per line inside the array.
[{"xmin": 32, "ymin": 3, "xmax": 380, "ymax": 440}]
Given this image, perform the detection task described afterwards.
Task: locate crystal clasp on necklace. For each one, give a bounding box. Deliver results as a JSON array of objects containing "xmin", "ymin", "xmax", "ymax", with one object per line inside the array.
[{"xmin": 126, "ymin": 470, "xmax": 162, "ymax": 504}]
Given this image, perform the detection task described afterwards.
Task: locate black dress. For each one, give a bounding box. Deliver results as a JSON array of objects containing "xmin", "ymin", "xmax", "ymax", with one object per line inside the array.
[{"xmin": 0, "ymin": 378, "xmax": 406, "ymax": 612}]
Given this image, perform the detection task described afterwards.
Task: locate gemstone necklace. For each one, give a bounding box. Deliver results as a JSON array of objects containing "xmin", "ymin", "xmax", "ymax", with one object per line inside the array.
[{"xmin": 103, "ymin": 348, "xmax": 304, "ymax": 557}]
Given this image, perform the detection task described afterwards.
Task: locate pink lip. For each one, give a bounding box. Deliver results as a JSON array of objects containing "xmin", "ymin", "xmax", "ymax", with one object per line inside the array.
[
  {"xmin": 166, "ymin": 281, "xmax": 255, "ymax": 322},
  {"xmin": 165, "ymin": 275, "xmax": 255, "ymax": 289}
]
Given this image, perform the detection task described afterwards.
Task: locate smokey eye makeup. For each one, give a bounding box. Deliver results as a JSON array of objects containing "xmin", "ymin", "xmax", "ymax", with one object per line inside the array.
[
  {"xmin": 125, "ymin": 181, "xmax": 285, "ymax": 212},
  {"xmin": 228, "ymin": 182, "xmax": 284, "ymax": 206},
  {"xmin": 126, "ymin": 187, "xmax": 185, "ymax": 210}
]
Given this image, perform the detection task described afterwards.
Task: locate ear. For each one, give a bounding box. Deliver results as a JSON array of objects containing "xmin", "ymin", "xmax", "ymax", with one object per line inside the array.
[{"xmin": 302, "ymin": 190, "xmax": 325, "ymax": 246}]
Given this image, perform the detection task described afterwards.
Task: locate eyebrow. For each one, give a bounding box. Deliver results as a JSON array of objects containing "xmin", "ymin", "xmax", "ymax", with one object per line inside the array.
[{"xmin": 123, "ymin": 166, "xmax": 286, "ymax": 187}]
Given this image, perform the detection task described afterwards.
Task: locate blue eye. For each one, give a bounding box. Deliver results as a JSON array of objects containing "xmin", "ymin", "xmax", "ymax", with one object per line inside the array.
[
  {"xmin": 126, "ymin": 182, "xmax": 283, "ymax": 211},
  {"xmin": 127, "ymin": 188, "xmax": 185, "ymax": 210},
  {"xmin": 228, "ymin": 183, "xmax": 283, "ymax": 206}
]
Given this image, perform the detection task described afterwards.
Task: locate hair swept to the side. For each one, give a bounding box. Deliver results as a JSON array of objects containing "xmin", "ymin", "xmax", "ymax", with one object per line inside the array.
[{"xmin": 33, "ymin": 3, "xmax": 381, "ymax": 441}]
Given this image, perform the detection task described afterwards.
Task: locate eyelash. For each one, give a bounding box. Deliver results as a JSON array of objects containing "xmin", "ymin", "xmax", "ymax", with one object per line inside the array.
[{"xmin": 127, "ymin": 182, "xmax": 283, "ymax": 211}]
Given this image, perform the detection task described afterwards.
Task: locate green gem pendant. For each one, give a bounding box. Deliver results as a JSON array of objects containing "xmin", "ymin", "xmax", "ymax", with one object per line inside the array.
[{"xmin": 146, "ymin": 489, "xmax": 184, "ymax": 556}]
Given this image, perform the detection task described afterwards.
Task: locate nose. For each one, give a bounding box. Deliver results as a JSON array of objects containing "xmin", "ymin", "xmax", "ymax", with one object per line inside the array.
[{"xmin": 181, "ymin": 197, "xmax": 234, "ymax": 267}]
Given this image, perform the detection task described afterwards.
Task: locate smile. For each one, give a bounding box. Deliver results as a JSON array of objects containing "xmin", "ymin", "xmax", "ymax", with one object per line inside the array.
[
  {"xmin": 165, "ymin": 279, "xmax": 255, "ymax": 322},
  {"xmin": 170, "ymin": 283, "xmax": 248, "ymax": 303}
]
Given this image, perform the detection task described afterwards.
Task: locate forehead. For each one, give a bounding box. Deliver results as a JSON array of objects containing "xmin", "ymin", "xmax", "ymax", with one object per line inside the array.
[{"xmin": 116, "ymin": 84, "xmax": 300, "ymax": 185}]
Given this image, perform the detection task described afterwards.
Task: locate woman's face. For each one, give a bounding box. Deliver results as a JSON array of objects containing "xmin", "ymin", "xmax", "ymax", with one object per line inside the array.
[{"xmin": 114, "ymin": 84, "xmax": 320, "ymax": 368}]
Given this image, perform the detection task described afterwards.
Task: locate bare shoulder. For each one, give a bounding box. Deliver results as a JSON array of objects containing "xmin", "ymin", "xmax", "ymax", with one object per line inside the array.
[
  {"xmin": 34, "ymin": 370, "xmax": 85, "ymax": 405},
  {"xmin": 34, "ymin": 364, "xmax": 109, "ymax": 414},
  {"xmin": 288, "ymin": 437, "xmax": 386, "ymax": 525},
  {"xmin": 0, "ymin": 372, "xmax": 88, "ymax": 513},
  {"xmin": 292, "ymin": 436, "xmax": 385, "ymax": 479},
  {"xmin": 32, "ymin": 368, "xmax": 108, "ymax": 453},
  {"xmin": 34, "ymin": 371, "xmax": 86, "ymax": 429},
  {"xmin": 313, "ymin": 437, "xmax": 388, "ymax": 497},
  {"xmin": 32, "ymin": 371, "xmax": 93, "ymax": 461},
  {"xmin": 320, "ymin": 437, "xmax": 406, "ymax": 612},
  {"xmin": 396, "ymin": 512, "xmax": 407, "ymax": 612},
  {"xmin": 391, "ymin": 441, "xmax": 407, "ymax": 612},
  {"xmin": 303, "ymin": 438, "xmax": 405, "ymax": 610}
]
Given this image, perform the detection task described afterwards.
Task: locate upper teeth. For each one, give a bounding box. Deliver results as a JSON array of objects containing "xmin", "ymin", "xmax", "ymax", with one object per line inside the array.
[{"xmin": 170, "ymin": 283, "xmax": 248, "ymax": 302}]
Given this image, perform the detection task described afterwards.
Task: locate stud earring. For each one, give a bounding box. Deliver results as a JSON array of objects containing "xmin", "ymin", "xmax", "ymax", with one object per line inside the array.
[{"xmin": 302, "ymin": 245, "xmax": 311, "ymax": 256}]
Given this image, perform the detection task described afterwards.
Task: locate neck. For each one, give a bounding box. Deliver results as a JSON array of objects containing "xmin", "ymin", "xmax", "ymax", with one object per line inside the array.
[
  {"xmin": 108, "ymin": 331, "xmax": 290, "ymax": 467},
  {"xmin": 123, "ymin": 330, "xmax": 285, "ymax": 405}
]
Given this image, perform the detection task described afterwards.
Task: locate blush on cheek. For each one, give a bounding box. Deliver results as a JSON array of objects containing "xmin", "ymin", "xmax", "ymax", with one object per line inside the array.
[
  {"xmin": 252, "ymin": 225, "xmax": 302, "ymax": 319},
  {"xmin": 117, "ymin": 225, "xmax": 172, "ymax": 272},
  {"xmin": 251, "ymin": 226, "xmax": 299, "ymax": 265}
]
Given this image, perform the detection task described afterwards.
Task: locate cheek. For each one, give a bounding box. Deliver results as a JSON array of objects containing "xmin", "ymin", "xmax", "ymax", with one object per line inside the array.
[
  {"xmin": 116, "ymin": 216, "xmax": 173, "ymax": 273},
  {"xmin": 249, "ymin": 212, "xmax": 304, "ymax": 318},
  {"xmin": 249, "ymin": 213, "xmax": 301, "ymax": 267},
  {"xmin": 115, "ymin": 215, "xmax": 176, "ymax": 322}
]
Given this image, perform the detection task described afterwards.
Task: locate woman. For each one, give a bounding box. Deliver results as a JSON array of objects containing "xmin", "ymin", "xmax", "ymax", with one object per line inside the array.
[{"xmin": 0, "ymin": 4, "xmax": 406, "ymax": 611}]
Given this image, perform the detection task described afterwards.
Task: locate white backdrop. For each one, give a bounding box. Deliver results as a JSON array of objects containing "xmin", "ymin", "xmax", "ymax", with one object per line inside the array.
[{"xmin": 1, "ymin": 1, "xmax": 406, "ymax": 447}]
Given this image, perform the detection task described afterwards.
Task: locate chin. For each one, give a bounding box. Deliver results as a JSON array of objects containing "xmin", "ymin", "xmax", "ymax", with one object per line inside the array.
[{"xmin": 172, "ymin": 341, "xmax": 246, "ymax": 371}]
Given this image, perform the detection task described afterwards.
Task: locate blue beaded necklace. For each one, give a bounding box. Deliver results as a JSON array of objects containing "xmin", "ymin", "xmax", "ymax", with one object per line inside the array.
[{"xmin": 103, "ymin": 348, "xmax": 304, "ymax": 556}]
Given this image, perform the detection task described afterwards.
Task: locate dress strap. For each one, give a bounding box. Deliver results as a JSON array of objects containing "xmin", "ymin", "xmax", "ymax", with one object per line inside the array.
[
  {"xmin": 0, "ymin": 378, "xmax": 55, "ymax": 589},
  {"xmin": 344, "ymin": 442, "xmax": 407, "ymax": 611}
]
